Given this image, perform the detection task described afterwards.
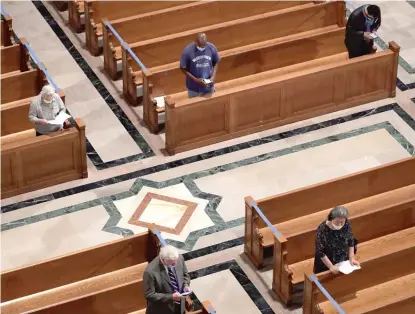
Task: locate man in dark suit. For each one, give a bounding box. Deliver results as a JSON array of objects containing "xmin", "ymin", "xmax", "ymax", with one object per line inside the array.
[{"xmin": 143, "ymin": 245, "xmax": 191, "ymax": 314}]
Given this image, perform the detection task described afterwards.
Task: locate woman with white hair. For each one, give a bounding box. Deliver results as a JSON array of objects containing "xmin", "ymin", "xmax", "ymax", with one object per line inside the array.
[
  {"xmin": 28, "ymin": 84, "xmax": 71, "ymax": 135},
  {"xmin": 313, "ymin": 205, "xmax": 360, "ymax": 274}
]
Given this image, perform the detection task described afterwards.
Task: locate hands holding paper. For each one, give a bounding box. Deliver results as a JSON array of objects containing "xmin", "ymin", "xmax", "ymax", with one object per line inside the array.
[
  {"xmin": 181, "ymin": 286, "xmax": 192, "ymax": 296},
  {"xmin": 349, "ymin": 258, "xmax": 360, "ymax": 267}
]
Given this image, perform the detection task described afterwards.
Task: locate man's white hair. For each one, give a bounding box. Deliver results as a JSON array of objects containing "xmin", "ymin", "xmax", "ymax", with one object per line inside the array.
[
  {"xmin": 160, "ymin": 245, "xmax": 179, "ymax": 261},
  {"xmin": 41, "ymin": 84, "xmax": 55, "ymax": 97}
]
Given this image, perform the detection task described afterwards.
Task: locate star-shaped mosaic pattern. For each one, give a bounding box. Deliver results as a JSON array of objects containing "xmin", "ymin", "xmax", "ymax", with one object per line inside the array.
[{"xmin": 128, "ymin": 192, "xmax": 198, "ymax": 235}]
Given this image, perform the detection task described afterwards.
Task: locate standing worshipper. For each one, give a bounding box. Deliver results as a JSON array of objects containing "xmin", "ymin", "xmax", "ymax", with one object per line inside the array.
[
  {"xmin": 345, "ymin": 4, "xmax": 381, "ymax": 59},
  {"xmin": 143, "ymin": 245, "xmax": 191, "ymax": 314},
  {"xmin": 313, "ymin": 206, "xmax": 360, "ymax": 274},
  {"xmin": 180, "ymin": 33, "xmax": 220, "ymax": 98}
]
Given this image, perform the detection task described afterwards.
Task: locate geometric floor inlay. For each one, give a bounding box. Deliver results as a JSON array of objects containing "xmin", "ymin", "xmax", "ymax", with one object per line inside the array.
[{"xmin": 128, "ymin": 192, "xmax": 198, "ymax": 235}]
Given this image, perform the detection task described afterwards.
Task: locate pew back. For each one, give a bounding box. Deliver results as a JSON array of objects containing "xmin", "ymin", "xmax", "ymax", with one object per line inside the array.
[
  {"xmin": 0, "ymin": 69, "xmax": 44, "ymax": 104},
  {"xmin": 85, "ymin": 0, "xmax": 192, "ymax": 54},
  {"xmin": 257, "ymin": 156, "xmax": 415, "ymax": 230},
  {"xmin": 128, "ymin": 1, "xmax": 342, "ymax": 71},
  {"xmin": 165, "ymin": 44, "xmax": 398, "ymax": 154},
  {"xmin": 1, "ymin": 230, "xmax": 158, "ymax": 301},
  {"xmin": 1, "ymin": 101, "xmax": 33, "ymax": 135},
  {"xmin": 1, "ymin": 42, "xmax": 29, "ymax": 74},
  {"xmin": 148, "ymin": 26, "xmax": 345, "ymax": 98},
  {"xmin": 27, "ymin": 279, "xmax": 147, "ymax": 314},
  {"xmin": 110, "ymin": 0, "xmax": 308, "ymax": 48}
]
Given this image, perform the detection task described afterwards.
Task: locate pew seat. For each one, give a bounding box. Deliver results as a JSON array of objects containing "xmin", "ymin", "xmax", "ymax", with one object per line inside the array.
[
  {"xmin": 68, "ymin": 0, "xmax": 84, "ymax": 33},
  {"xmin": 1, "ymin": 263, "xmax": 148, "ymax": 314},
  {"xmin": 259, "ymin": 184, "xmax": 415, "ymax": 249},
  {"xmin": 319, "ymin": 272, "xmax": 415, "ymax": 314},
  {"xmin": 1, "ymin": 129, "xmax": 36, "ymax": 145},
  {"xmin": 1, "ymin": 70, "xmax": 20, "ymax": 78}
]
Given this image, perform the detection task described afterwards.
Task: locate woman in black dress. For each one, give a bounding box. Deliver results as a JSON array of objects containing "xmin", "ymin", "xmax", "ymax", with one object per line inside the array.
[
  {"xmin": 345, "ymin": 4, "xmax": 381, "ymax": 58},
  {"xmin": 314, "ymin": 206, "xmax": 360, "ymax": 274}
]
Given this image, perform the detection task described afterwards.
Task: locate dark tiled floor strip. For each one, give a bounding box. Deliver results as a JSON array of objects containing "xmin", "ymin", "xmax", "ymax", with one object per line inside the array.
[
  {"xmin": 32, "ymin": 1, "xmax": 155, "ymax": 170},
  {"xmin": 2, "ymin": 103, "xmax": 415, "ymax": 214},
  {"xmin": 190, "ymin": 260, "xmax": 276, "ymax": 314}
]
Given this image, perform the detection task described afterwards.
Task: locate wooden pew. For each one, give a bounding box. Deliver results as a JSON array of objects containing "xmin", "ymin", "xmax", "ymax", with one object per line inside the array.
[
  {"xmin": 1, "ymin": 11, "xmax": 15, "ymax": 47},
  {"xmin": 1, "ymin": 129, "xmax": 36, "ymax": 145},
  {"xmin": 103, "ymin": 0, "xmax": 308, "ymax": 79},
  {"xmin": 0, "ymin": 229, "xmax": 161, "ymax": 313},
  {"xmin": 303, "ymin": 227, "xmax": 415, "ymax": 313},
  {"xmin": 85, "ymin": 0, "xmax": 193, "ymax": 55},
  {"xmin": 244, "ymin": 156, "xmax": 415, "ymax": 270},
  {"xmin": 122, "ymin": 0, "xmax": 344, "ymax": 96},
  {"xmin": 270, "ymin": 183, "xmax": 415, "ymax": 305},
  {"xmin": 1, "ymin": 117, "xmax": 88, "ymax": 199},
  {"xmin": 164, "ymin": 42, "xmax": 399, "ymax": 154},
  {"xmin": 1, "ymin": 68, "xmax": 46, "ymax": 106},
  {"xmin": 1, "ymin": 91, "xmax": 66, "ymax": 137},
  {"xmin": 68, "ymin": 1, "xmax": 84, "ymax": 33},
  {"xmin": 53, "ymin": 1, "xmax": 68, "ymax": 12},
  {"xmin": 1, "ymin": 40, "xmax": 30, "ymax": 75},
  {"xmin": 139, "ymin": 26, "xmax": 345, "ymax": 133}
]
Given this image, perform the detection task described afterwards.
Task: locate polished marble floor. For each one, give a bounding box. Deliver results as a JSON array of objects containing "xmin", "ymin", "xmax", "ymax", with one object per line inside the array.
[{"xmin": 1, "ymin": 1, "xmax": 415, "ymax": 313}]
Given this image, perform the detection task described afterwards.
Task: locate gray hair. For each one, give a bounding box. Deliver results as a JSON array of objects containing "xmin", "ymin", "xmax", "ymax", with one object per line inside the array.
[
  {"xmin": 41, "ymin": 84, "xmax": 55, "ymax": 97},
  {"xmin": 159, "ymin": 245, "xmax": 179, "ymax": 261},
  {"xmin": 328, "ymin": 205, "xmax": 349, "ymax": 220}
]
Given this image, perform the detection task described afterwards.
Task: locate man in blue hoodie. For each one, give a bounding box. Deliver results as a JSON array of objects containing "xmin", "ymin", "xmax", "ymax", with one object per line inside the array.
[{"xmin": 180, "ymin": 33, "xmax": 220, "ymax": 98}]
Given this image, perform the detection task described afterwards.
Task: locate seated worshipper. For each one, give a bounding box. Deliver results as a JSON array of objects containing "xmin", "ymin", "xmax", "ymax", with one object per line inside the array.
[
  {"xmin": 314, "ymin": 206, "xmax": 360, "ymax": 274},
  {"xmin": 180, "ymin": 33, "xmax": 220, "ymax": 98},
  {"xmin": 28, "ymin": 85, "xmax": 72, "ymax": 136},
  {"xmin": 143, "ymin": 245, "xmax": 191, "ymax": 314},
  {"xmin": 345, "ymin": 4, "xmax": 381, "ymax": 59}
]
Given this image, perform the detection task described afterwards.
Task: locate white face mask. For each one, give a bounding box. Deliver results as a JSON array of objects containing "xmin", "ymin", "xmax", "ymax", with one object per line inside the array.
[
  {"xmin": 196, "ymin": 46, "xmax": 206, "ymax": 51},
  {"xmin": 331, "ymin": 223, "xmax": 343, "ymax": 230}
]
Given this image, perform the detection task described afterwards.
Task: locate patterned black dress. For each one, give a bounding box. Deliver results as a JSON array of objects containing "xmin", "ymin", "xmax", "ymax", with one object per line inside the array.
[{"xmin": 313, "ymin": 219, "xmax": 355, "ymax": 273}]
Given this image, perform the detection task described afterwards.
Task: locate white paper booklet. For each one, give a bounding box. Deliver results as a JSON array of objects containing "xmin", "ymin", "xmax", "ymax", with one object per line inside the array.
[
  {"xmin": 154, "ymin": 96, "xmax": 165, "ymax": 108},
  {"xmin": 48, "ymin": 111, "xmax": 71, "ymax": 125},
  {"xmin": 337, "ymin": 261, "xmax": 361, "ymax": 275}
]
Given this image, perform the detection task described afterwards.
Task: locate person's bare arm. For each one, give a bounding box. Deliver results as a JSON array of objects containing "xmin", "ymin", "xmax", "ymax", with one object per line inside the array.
[{"xmin": 210, "ymin": 62, "xmax": 219, "ymax": 82}]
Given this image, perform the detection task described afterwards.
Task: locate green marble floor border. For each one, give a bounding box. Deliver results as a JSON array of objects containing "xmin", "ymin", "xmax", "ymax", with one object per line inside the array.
[
  {"xmin": 2, "ymin": 121, "xmax": 414, "ymax": 251},
  {"xmin": 345, "ymin": 7, "xmax": 415, "ymax": 74}
]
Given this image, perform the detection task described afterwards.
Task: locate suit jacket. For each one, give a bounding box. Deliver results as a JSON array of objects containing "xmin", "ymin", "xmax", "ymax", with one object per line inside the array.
[{"xmin": 143, "ymin": 255, "xmax": 191, "ymax": 314}]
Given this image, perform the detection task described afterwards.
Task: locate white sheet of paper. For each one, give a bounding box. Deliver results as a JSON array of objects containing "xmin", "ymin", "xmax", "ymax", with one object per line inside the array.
[
  {"xmin": 48, "ymin": 112, "xmax": 72, "ymax": 125},
  {"xmin": 370, "ymin": 33, "xmax": 378, "ymax": 39},
  {"xmin": 337, "ymin": 261, "xmax": 361, "ymax": 275},
  {"xmin": 154, "ymin": 96, "xmax": 165, "ymax": 108},
  {"xmin": 180, "ymin": 291, "xmax": 192, "ymax": 296},
  {"xmin": 203, "ymin": 78, "xmax": 212, "ymax": 85}
]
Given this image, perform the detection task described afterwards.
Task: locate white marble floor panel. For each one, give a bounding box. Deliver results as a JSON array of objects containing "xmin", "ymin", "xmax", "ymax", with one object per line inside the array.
[
  {"xmin": 191, "ymin": 269, "xmax": 262, "ymax": 314},
  {"xmin": 1, "ymin": 205, "xmax": 120, "ymax": 271}
]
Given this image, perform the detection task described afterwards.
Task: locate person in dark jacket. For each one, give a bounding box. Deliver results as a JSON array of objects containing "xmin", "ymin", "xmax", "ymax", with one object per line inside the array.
[
  {"xmin": 313, "ymin": 206, "xmax": 360, "ymax": 274},
  {"xmin": 345, "ymin": 4, "xmax": 381, "ymax": 59}
]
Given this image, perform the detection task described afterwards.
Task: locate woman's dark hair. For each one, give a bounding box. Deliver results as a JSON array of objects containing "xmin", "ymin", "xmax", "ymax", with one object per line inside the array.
[
  {"xmin": 327, "ymin": 205, "xmax": 349, "ymax": 221},
  {"xmin": 367, "ymin": 5, "xmax": 381, "ymax": 26}
]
